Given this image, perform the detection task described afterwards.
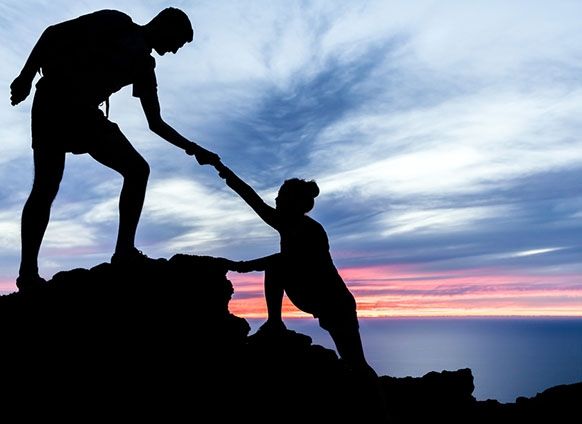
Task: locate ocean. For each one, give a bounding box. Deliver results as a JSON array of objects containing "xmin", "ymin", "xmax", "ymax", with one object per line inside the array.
[{"xmin": 246, "ymin": 317, "xmax": 582, "ymax": 403}]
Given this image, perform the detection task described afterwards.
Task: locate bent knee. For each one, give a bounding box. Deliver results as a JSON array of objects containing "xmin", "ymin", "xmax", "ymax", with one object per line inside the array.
[
  {"xmin": 30, "ymin": 177, "xmax": 61, "ymax": 201},
  {"xmin": 124, "ymin": 158, "xmax": 150, "ymax": 181},
  {"xmin": 138, "ymin": 159, "xmax": 150, "ymax": 179}
]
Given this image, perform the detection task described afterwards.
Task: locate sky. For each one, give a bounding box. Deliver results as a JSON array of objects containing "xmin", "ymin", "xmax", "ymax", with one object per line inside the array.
[{"xmin": 0, "ymin": 0, "xmax": 581, "ymax": 317}]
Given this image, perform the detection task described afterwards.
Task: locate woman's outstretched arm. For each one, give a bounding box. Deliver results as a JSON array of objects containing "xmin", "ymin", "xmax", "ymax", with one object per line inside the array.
[
  {"xmin": 230, "ymin": 253, "xmax": 280, "ymax": 272},
  {"xmin": 214, "ymin": 162, "xmax": 279, "ymax": 229}
]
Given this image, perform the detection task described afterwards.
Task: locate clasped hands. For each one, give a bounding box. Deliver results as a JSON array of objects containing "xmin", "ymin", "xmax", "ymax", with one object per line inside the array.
[{"xmin": 185, "ymin": 142, "xmax": 221, "ymax": 166}]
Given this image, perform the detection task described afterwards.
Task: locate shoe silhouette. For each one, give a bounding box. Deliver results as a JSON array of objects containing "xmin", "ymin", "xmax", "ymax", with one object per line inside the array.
[
  {"xmin": 111, "ymin": 248, "xmax": 152, "ymax": 266},
  {"xmin": 16, "ymin": 274, "xmax": 47, "ymax": 292}
]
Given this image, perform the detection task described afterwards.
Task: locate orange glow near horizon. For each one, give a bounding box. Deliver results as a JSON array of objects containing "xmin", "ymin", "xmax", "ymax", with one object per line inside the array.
[
  {"xmin": 2, "ymin": 266, "xmax": 580, "ymax": 319},
  {"xmin": 227, "ymin": 266, "xmax": 582, "ymax": 318}
]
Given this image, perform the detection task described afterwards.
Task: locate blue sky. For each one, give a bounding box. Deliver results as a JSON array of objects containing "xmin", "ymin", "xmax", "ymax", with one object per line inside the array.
[{"xmin": 0, "ymin": 1, "xmax": 581, "ymax": 315}]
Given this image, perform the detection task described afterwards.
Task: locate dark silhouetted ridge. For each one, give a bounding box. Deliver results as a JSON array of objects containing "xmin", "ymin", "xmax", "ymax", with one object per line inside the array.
[{"xmin": 1, "ymin": 255, "xmax": 579, "ymax": 423}]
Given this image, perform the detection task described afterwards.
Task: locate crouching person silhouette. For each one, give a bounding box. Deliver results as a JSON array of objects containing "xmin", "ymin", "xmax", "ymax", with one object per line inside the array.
[
  {"xmin": 214, "ymin": 162, "xmax": 376, "ymax": 376},
  {"xmin": 10, "ymin": 8, "xmax": 219, "ymax": 291}
]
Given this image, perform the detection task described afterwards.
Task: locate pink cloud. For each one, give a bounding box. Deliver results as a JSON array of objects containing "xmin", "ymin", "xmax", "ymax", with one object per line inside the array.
[
  {"xmin": 227, "ymin": 266, "xmax": 582, "ymax": 318},
  {"xmin": 0, "ymin": 280, "xmax": 16, "ymax": 294}
]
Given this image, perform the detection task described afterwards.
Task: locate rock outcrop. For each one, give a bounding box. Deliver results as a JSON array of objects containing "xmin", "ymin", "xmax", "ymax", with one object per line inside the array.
[{"xmin": 1, "ymin": 255, "xmax": 579, "ymax": 423}]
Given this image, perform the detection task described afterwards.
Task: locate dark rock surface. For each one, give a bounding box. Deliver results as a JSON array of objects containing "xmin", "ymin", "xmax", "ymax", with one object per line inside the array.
[{"xmin": 1, "ymin": 255, "xmax": 579, "ymax": 422}]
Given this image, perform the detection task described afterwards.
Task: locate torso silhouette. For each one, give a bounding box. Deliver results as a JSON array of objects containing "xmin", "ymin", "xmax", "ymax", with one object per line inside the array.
[
  {"xmin": 278, "ymin": 214, "xmax": 354, "ymax": 316},
  {"xmin": 37, "ymin": 9, "xmax": 156, "ymax": 106},
  {"xmin": 31, "ymin": 10, "xmax": 157, "ymax": 153}
]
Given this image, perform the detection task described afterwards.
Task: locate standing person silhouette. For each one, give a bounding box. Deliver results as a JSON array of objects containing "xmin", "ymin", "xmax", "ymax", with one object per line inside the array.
[
  {"xmin": 214, "ymin": 162, "xmax": 376, "ymax": 376},
  {"xmin": 10, "ymin": 8, "xmax": 219, "ymax": 291}
]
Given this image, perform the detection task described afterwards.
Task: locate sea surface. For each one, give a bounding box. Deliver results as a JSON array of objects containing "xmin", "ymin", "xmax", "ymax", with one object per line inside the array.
[{"xmin": 246, "ymin": 317, "xmax": 582, "ymax": 403}]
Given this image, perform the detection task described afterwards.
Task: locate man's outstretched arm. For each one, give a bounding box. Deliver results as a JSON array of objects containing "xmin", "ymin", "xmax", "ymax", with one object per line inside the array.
[{"xmin": 139, "ymin": 90, "xmax": 220, "ymax": 165}]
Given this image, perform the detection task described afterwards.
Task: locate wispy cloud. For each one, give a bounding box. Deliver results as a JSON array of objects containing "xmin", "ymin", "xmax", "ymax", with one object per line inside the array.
[{"xmin": 1, "ymin": 1, "xmax": 581, "ymax": 314}]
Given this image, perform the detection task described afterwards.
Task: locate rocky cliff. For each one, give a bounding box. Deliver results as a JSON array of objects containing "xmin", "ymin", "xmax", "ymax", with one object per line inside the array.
[{"xmin": 1, "ymin": 255, "xmax": 579, "ymax": 423}]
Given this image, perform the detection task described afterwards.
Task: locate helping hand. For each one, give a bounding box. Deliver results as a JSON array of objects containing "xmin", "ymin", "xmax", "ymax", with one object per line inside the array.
[
  {"xmin": 214, "ymin": 258, "xmax": 255, "ymax": 273},
  {"xmin": 196, "ymin": 149, "xmax": 221, "ymax": 166},
  {"xmin": 10, "ymin": 75, "xmax": 32, "ymax": 106},
  {"xmin": 230, "ymin": 261, "xmax": 258, "ymax": 273},
  {"xmin": 185, "ymin": 142, "xmax": 221, "ymax": 166},
  {"xmin": 214, "ymin": 161, "xmax": 234, "ymax": 180}
]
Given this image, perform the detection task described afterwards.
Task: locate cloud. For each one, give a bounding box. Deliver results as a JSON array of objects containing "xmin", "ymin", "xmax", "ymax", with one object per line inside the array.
[
  {"xmin": 0, "ymin": 211, "xmax": 20, "ymax": 251},
  {"xmin": 1, "ymin": 1, "xmax": 581, "ymax": 315},
  {"xmin": 313, "ymin": 88, "xmax": 582, "ymax": 197},
  {"xmin": 139, "ymin": 177, "xmax": 279, "ymax": 256}
]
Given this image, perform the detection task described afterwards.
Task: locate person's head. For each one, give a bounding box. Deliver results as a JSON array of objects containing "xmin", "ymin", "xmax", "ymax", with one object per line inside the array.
[
  {"xmin": 276, "ymin": 178, "xmax": 320, "ymax": 217},
  {"xmin": 146, "ymin": 7, "xmax": 194, "ymax": 55}
]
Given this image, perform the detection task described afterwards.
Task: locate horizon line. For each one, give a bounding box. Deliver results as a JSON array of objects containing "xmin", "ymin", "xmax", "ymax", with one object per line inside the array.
[{"xmin": 237, "ymin": 313, "xmax": 582, "ymax": 319}]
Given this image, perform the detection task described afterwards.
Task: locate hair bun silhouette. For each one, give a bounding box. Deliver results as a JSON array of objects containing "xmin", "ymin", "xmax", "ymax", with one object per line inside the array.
[
  {"xmin": 281, "ymin": 178, "xmax": 320, "ymax": 214},
  {"xmin": 306, "ymin": 180, "xmax": 320, "ymax": 199}
]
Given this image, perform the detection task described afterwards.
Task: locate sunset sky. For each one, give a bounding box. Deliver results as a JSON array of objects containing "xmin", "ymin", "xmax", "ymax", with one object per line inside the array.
[{"xmin": 1, "ymin": 0, "xmax": 581, "ymax": 317}]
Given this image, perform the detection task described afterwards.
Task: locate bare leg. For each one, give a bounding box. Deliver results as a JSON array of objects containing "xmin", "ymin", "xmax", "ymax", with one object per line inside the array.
[
  {"xmin": 261, "ymin": 258, "xmax": 286, "ymax": 331},
  {"xmin": 329, "ymin": 327, "xmax": 377, "ymax": 377},
  {"xmin": 19, "ymin": 148, "xmax": 66, "ymax": 280},
  {"xmin": 88, "ymin": 126, "xmax": 149, "ymax": 256},
  {"xmin": 330, "ymin": 326, "xmax": 389, "ymax": 420},
  {"xmin": 329, "ymin": 326, "xmax": 389, "ymax": 418}
]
